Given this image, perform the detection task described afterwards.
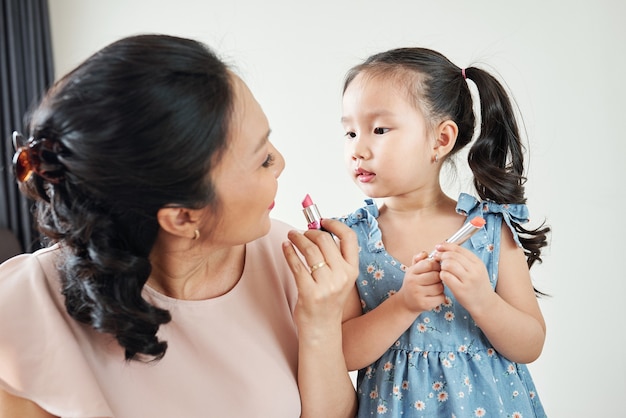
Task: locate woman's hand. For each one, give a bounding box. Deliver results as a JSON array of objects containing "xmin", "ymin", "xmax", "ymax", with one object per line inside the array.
[
  {"xmin": 282, "ymin": 218, "xmax": 359, "ymax": 418},
  {"xmin": 282, "ymin": 218, "xmax": 358, "ymax": 331}
]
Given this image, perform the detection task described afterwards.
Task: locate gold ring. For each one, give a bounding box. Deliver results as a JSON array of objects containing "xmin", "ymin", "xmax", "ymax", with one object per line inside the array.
[{"xmin": 309, "ymin": 261, "xmax": 327, "ymax": 273}]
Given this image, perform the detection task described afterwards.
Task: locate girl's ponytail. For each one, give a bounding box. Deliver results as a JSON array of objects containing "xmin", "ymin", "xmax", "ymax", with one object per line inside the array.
[{"xmin": 466, "ymin": 67, "xmax": 550, "ymax": 269}]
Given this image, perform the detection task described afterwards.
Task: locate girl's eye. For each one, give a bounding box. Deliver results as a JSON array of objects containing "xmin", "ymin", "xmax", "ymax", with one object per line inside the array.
[
  {"xmin": 262, "ymin": 153, "xmax": 275, "ymax": 168},
  {"xmin": 373, "ymin": 127, "xmax": 389, "ymax": 135},
  {"xmin": 345, "ymin": 131, "xmax": 357, "ymax": 139}
]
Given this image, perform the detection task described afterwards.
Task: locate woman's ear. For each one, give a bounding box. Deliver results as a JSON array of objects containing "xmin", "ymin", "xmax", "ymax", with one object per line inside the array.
[
  {"xmin": 434, "ymin": 119, "xmax": 459, "ymax": 158},
  {"xmin": 157, "ymin": 207, "xmax": 201, "ymax": 239}
]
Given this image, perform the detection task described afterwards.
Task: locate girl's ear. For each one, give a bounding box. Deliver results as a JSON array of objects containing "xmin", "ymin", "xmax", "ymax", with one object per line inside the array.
[
  {"xmin": 434, "ymin": 119, "xmax": 459, "ymax": 158},
  {"xmin": 157, "ymin": 207, "xmax": 201, "ymax": 240}
]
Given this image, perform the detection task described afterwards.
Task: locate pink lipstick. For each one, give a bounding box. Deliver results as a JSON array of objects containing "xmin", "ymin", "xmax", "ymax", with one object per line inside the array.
[{"xmin": 301, "ymin": 194, "xmax": 322, "ymax": 230}]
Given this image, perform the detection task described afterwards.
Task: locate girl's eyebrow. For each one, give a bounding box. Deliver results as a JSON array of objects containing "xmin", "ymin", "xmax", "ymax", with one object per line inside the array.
[{"xmin": 341, "ymin": 110, "xmax": 394, "ymax": 124}]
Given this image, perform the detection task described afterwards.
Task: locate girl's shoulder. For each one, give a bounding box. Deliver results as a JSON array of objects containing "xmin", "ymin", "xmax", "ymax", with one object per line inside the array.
[
  {"xmin": 455, "ymin": 192, "xmax": 530, "ymax": 247},
  {"xmin": 456, "ymin": 193, "xmax": 529, "ymax": 220},
  {"xmin": 335, "ymin": 200, "xmax": 385, "ymax": 253},
  {"xmin": 335, "ymin": 199, "xmax": 379, "ymax": 228}
]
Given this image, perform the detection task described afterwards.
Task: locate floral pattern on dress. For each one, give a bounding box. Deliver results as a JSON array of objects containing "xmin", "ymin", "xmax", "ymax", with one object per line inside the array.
[{"xmin": 338, "ymin": 193, "xmax": 546, "ymax": 417}]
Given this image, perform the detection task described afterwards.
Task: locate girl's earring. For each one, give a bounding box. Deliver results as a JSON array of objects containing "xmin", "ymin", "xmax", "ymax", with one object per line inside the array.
[
  {"xmin": 192, "ymin": 229, "xmax": 200, "ymax": 240},
  {"xmin": 433, "ymin": 154, "xmax": 439, "ymax": 163}
]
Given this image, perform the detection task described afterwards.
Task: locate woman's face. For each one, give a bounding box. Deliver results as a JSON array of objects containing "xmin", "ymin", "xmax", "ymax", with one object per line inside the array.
[{"xmin": 207, "ymin": 74, "xmax": 285, "ymax": 245}]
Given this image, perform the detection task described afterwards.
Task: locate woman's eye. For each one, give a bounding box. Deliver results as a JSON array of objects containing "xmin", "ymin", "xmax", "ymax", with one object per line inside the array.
[
  {"xmin": 345, "ymin": 131, "xmax": 357, "ymax": 139},
  {"xmin": 262, "ymin": 153, "xmax": 275, "ymax": 168},
  {"xmin": 373, "ymin": 127, "xmax": 389, "ymax": 135}
]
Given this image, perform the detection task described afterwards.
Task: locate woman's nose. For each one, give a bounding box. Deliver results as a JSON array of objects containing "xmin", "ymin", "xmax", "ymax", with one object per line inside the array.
[{"xmin": 273, "ymin": 148, "xmax": 286, "ymax": 178}]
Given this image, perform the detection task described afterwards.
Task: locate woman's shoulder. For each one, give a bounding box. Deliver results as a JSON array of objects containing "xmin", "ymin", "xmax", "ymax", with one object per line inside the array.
[
  {"xmin": 0, "ymin": 245, "xmax": 114, "ymax": 417},
  {"xmin": 0, "ymin": 245, "xmax": 62, "ymax": 296},
  {"xmin": 0, "ymin": 244, "xmax": 65, "ymax": 339}
]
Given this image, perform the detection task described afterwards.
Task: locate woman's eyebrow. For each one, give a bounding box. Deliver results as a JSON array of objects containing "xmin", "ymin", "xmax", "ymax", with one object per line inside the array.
[{"xmin": 253, "ymin": 128, "xmax": 272, "ymax": 154}]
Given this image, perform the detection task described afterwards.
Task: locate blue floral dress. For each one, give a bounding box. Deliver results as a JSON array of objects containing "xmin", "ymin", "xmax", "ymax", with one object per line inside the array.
[{"xmin": 339, "ymin": 193, "xmax": 546, "ymax": 418}]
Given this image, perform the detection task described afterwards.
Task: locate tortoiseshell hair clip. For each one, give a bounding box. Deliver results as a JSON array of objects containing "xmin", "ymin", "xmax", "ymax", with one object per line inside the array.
[{"xmin": 12, "ymin": 131, "xmax": 66, "ymax": 184}]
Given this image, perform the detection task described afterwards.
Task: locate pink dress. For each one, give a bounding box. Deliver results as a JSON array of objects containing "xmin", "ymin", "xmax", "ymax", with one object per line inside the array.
[{"xmin": 0, "ymin": 219, "xmax": 301, "ymax": 417}]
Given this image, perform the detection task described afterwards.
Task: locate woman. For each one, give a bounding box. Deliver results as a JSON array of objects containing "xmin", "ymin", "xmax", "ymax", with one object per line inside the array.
[{"xmin": 0, "ymin": 34, "xmax": 358, "ymax": 417}]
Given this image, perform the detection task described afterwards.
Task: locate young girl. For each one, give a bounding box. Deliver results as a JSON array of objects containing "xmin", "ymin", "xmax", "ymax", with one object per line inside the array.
[{"xmin": 339, "ymin": 47, "xmax": 549, "ymax": 417}]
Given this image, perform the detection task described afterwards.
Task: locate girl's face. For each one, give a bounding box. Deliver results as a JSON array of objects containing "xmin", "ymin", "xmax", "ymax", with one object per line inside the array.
[
  {"xmin": 208, "ymin": 74, "xmax": 285, "ymax": 245},
  {"xmin": 341, "ymin": 73, "xmax": 439, "ymax": 200}
]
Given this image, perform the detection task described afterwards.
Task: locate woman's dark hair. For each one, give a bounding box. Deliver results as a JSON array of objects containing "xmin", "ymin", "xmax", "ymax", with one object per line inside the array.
[
  {"xmin": 19, "ymin": 34, "xmax": 234, "ymax": 361},
  {"xmin": 344, "ymin": 47, "xmax": 550, "ymax": 288}
]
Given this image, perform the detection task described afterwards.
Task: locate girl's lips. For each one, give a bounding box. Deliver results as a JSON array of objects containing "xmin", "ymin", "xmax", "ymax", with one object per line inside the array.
[
  {"xmin": 355, "ymin": 168, "xmax": 375, "ymax": 183},
  {"xmin": 268, "ymin": 201, "xmax": 275, "ymax": 210}
]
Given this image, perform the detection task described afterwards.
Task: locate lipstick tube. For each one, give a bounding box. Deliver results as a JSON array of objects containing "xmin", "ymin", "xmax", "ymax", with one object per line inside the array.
[{"xmin": 301, "ymin": 194, "xmax": 322, "ymax": 230}]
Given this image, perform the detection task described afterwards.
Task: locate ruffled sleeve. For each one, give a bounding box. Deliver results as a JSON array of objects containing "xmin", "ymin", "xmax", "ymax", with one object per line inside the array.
[
  {"xmin": 456, "ymin": 192, "xmax": 529, "ymax": 248},
  {"xmin": 0, "ymin": 247, "xmax": 114, "ymax": 417},
  {"xmin": 337, "ymin": 199, "xmax": 385, "ymax": 253}
]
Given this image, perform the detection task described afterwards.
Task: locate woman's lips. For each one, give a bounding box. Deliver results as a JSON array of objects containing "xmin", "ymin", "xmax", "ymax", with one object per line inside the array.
[
  {"xmin": 268, "ymin": 201, "xmax": 275, "ymax": 210},
  {"xmin": 355, "ymin": 168, "xmax": 375, "ymax": 183}
]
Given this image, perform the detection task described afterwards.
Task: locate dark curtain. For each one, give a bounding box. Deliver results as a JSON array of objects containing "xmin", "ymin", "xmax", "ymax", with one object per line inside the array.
[{"xmin": 0, "ymin": 0, "xmax": 54, "ymax": 252}]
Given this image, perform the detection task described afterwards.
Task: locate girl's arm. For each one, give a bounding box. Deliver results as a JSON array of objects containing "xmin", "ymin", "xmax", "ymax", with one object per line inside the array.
[
  {"xmin": 342, "ymin": 254, "xmax": 445, "ymax": 371},
  {"xmin": 0, "ymin": 389, "xmax": 57, "ymax": 418},
  {"xmin": 282, "ymin": 219, "xmax": 358, "ymax": 418},
  {"xmin": 436, "ymin": 227, "xmax": 546, "ymax": 363}
]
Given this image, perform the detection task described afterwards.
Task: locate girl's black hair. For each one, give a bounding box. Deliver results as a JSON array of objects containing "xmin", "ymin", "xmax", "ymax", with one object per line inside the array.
[
  {"xmin": 19, "ymin": 34, "xmax": 234, "ymax": 360},
  {"xmin": 344, "ymin": 48, "xmax": 550, "ymax": 291}
]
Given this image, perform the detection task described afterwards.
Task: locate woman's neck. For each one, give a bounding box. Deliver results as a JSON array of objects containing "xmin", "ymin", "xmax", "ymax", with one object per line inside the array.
[{"xmin": 147, "ymin": 242, "xmax": 246, "ymax": 300}]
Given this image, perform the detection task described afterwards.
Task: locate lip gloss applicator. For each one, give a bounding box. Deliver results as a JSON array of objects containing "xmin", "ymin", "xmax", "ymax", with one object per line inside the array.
[
  {"xmin": 301, "ymin": 194, "xmax": 323, "ymax": 230},
  {"xmin": 428, "ymin": 216, "xmax": 486, "ymax": 259}
]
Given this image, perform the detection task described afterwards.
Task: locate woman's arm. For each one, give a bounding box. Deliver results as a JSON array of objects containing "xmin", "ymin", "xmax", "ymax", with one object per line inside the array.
[
  {"xmin": 282, "ymin": 218, "xmax": 358, "ymax": 418},
  {"xmin": 0, "ymin": 389, "xmax": 57, "ymax": 418},
  {"xmin": 436, "ymin": 227, "xmax": 546, "ymax": 363}
]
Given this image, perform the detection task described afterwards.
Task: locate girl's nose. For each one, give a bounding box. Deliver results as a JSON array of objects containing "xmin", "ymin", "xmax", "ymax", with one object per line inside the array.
[{"xmin": 350, "ymin": 138, "xmax": 371, "ymax": 161}]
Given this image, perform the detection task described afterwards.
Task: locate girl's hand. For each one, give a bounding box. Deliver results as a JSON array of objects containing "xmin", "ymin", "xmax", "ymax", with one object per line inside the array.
[
  {"xmin": 396, "ymin": 251, "xmax": 446, "ymax": 314},
  {"xmin": 432, "ymin": 242, "xmax": 494, "ymax": 315},
  {"xmin": 282, "ymin": 219, "xmax": 358, "ymax": 331}
]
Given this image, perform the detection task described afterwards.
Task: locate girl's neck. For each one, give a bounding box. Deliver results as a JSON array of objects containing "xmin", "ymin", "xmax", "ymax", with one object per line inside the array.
[
  {"xmin": 376, "ymin": 192, "xmax": 462, "ymax": 266},
  {"xmin": 378, "ymin": 191, "xmax": 454, "ymax": 219}
]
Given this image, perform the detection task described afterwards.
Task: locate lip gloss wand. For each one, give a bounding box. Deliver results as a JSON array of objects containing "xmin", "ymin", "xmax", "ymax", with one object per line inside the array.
[{"xmin": 428, "ymin": 216, "xmax": 486, "ymax": 259}]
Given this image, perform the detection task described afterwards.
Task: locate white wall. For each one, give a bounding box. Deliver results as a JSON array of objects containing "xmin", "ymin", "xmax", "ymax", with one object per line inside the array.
[{"xmin": 48, "ymin": 1, "xmax": 626, "ymax": 415}]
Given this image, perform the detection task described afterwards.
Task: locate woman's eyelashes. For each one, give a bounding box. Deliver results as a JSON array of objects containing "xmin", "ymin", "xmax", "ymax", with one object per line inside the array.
[{"xmin": 262, "ymin": 153, "xmax": 275, "ymax": 168}]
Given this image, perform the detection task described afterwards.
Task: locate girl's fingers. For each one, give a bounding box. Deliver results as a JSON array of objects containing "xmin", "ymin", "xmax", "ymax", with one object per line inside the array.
[{"xmin": 412, "ymin": 251, "xmax": 428, "ymax": 265}]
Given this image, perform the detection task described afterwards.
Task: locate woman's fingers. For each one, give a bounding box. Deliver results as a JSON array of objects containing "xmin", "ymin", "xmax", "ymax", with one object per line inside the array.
[
  {"xmin": 286, "ymin": 229, "xmax": 329, "ymax": 276},
  {"xmin": 282, "ymin": 240, "xmax": 307, "ymax": 277},
  {"xmin": 319, "ymin": 219, "xmax": 359, "ymax": 270}
]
